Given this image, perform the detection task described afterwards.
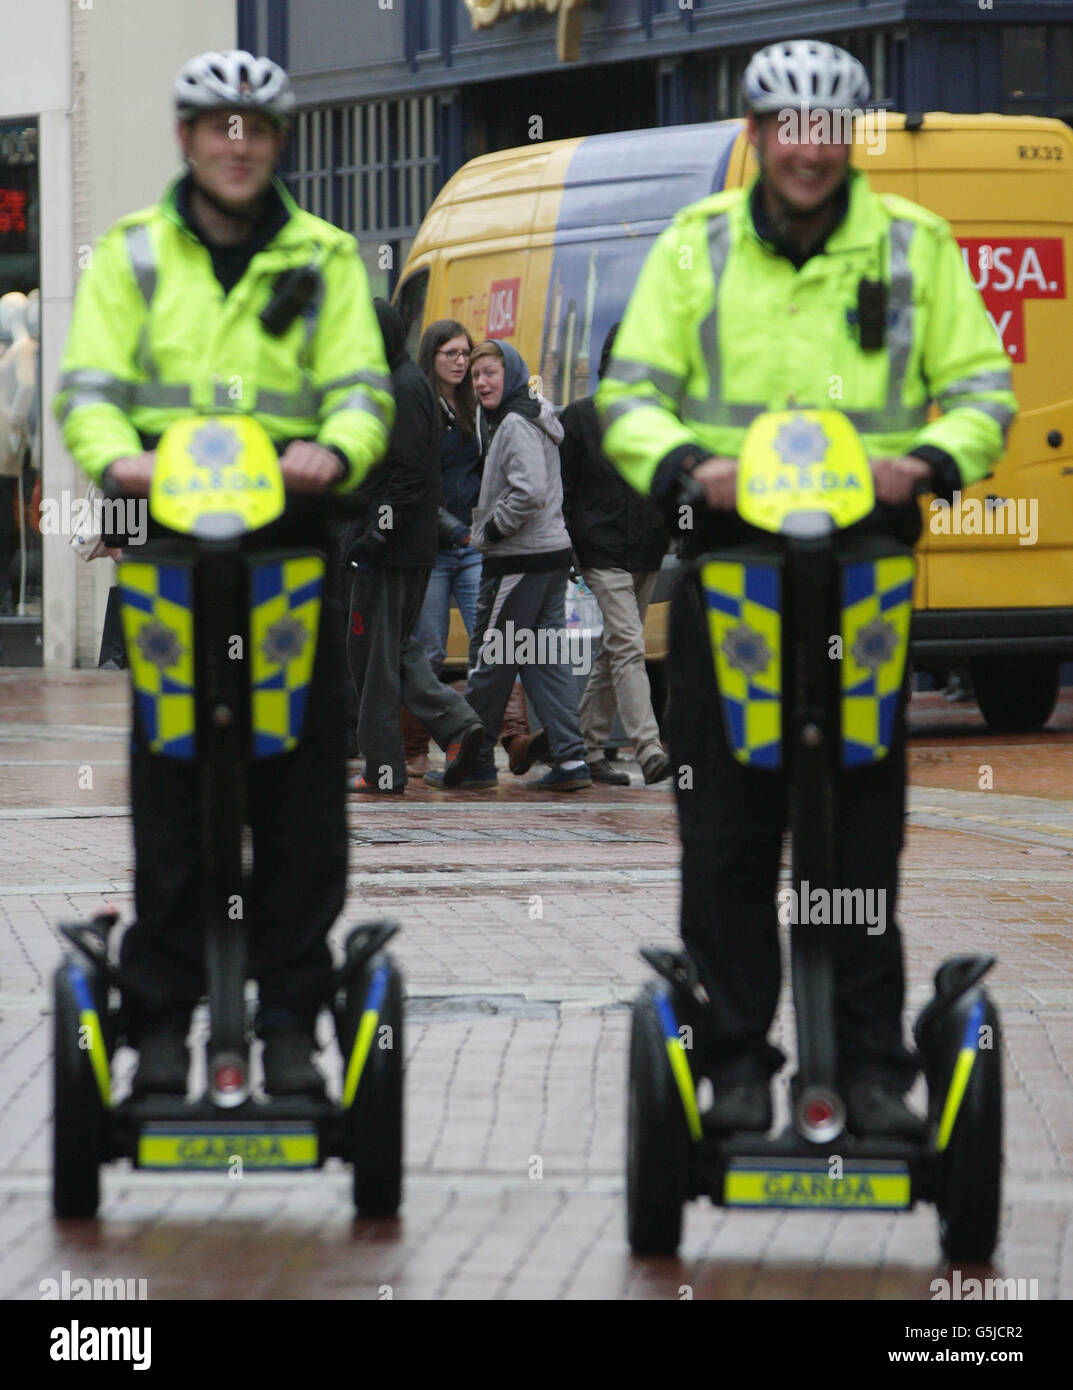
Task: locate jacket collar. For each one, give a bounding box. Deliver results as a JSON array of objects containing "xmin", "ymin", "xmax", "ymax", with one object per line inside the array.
[
  {"xmin": 159, "ymin": 173, "xmax": 309, "ymax": 249},
  {"xmin": 739, "ymin": 167, "xmax": 883, "ymax": 262}
]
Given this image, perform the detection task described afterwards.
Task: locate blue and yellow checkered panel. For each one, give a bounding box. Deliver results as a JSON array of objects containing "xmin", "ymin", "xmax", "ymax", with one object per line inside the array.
[
  {"xmin": 117, "ymin": 561, "xmax": 197, "ymax": 759},
  {"xmin": 249, "ymin": 554, "xmax": 324, "ymax": 757},
  {"xmin": 700, "ymin": 559, "xmax": 783, "ymax": 768},
  {"xmin": 840, "ymin": 555, "xmax": 915, "ymax": 765}
]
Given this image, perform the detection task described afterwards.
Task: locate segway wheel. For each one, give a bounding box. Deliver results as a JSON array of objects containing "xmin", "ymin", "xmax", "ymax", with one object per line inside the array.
[
  {"xmin": 345, "ymin": 955, "xmax": 404, "ymax": 1218},
  {"xmin": 627, "ymin": 984, "xmax": 690, "ymax": 1256},
  {"xmin": 936, "ymin": 1014, "xmax": 1003, "ymax": 1263},
  {"xmin": 52, "ymin": 958, "xmax": 109, "ymax": 1219}
]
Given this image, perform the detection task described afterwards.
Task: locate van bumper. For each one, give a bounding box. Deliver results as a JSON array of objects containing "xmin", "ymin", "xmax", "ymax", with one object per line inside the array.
[{"xmin": 911, "ymin": 609, "xmax": 1073, "ymax": 662}]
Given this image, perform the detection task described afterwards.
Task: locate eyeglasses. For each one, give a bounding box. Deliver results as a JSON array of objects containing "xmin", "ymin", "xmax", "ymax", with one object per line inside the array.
[{"xmin": 437, "ymin": 348, "xmax": 471, "ymax": 362}]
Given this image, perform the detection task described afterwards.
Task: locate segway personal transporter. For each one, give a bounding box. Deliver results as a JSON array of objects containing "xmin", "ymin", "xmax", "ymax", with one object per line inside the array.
[
  {"xmin": 628, "ymin": 409, "xmax": 1002, "ymax": 1260},
  {"xmin": 52, "ymin": 416, "xmax": 404, "ymax": 1219}
]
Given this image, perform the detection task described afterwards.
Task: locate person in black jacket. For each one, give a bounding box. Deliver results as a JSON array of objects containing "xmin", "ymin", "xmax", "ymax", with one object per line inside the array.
[
  {"xmin": 342, "ymin": 299, "xmax": 483, "ymax": 792},
  {"xmin": 560, "ymin": 323, "xmax": 671, "ymax": 786}
]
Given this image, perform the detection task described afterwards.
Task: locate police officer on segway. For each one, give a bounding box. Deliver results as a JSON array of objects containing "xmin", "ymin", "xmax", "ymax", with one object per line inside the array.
[
  {"xmin": 598, "ymin": 40, "xmax": 1016, "ymax": 1138},
  {"xmin": 54, "ymin": 51, "xmax": 394, "ymax": 1100}
]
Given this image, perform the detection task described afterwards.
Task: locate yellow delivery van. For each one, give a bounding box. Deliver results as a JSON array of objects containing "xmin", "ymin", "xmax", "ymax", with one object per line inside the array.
[{"xmin": 395, "ymin": 114, "xmax": 1073, "ymax": 731}]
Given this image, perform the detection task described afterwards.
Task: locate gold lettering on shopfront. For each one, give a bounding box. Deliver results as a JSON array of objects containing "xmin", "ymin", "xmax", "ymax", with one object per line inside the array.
[{"xmin": 463, "ymin": 0, "xmax": 587, "ymax": 62}]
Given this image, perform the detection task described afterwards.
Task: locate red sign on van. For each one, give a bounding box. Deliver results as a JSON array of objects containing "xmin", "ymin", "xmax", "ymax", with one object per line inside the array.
[
  {"xmin": 487, "ymin": 278, "xmax": 520, "ymax": 339},
  {"xmin": 957, "ymin": 237, "xmax": 1065, "ymax": 363}
]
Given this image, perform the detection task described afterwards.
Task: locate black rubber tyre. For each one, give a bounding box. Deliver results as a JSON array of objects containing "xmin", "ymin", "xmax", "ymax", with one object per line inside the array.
[
  {"xmin": 971, "ymin": 655, "xmax": 1059, "ymax": 733},
  {"xmin": 936, "ymin": 1002, "xmax": 1003, "ymax": 1263},
  {"xmin": 347, "ymin": 955, "xmax": 404, "ymax": 1218},
  {"xmin": 52, "ymin": 957, "xmax": 108, "ymax": 1220},
  {"xmin": 627, "ymin": 984, "xmax": 691, "ymax": 1256}
]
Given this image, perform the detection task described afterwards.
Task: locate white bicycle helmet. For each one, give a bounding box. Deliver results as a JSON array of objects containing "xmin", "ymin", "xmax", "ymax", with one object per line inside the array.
[
  {"xmin": 742, "ymin": 40, "xmax": 871, "ymax": 113},
  {"xmin": 175, "ymin": 50, "xmax": 296, "ymax": 126}
]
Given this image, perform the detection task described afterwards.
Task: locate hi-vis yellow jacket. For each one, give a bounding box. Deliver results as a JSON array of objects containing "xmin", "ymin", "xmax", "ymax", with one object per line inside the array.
[
  {"xmin": 596, "ymin": 169, "xmax": 1016, "ymax": 502},
  {"xmin": 54, "ymin": 177, "xmax": 394, "ymax": 489}
]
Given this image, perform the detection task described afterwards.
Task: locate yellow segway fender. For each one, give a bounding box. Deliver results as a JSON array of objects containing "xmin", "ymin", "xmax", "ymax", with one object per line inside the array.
[
  {"xmin": 737, "ymin": 409, "xmax": 875, "ymax": 535},
  {"xmin": 150, "ymin": 415, "xmax": 285, "ymax": 538}
]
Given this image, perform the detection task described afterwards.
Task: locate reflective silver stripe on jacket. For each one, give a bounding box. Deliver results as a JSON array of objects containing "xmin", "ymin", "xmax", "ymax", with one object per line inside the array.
[
  {"xmin": 693, "ymin": 216, "xmax": 736, "ymax": 426},
  {"xmin": 937, "ymin": 369, "xmax": 1014, "ymax": 400},
  {"xmin": 130, "ymin": 383, "xmax": 191, "ymax": 409},
  {"xmin": 936, "ymin": 369, "xmax": 1016, "ymax": 438},
  {"xmin": 602, "ymin": 395, "xmax": 678, "ymax": 430},
  {"xmin": 125, "ymin": 225, "xmax": 156, "ymax": 305},
  {"xmin": 58, "ymin": 370, "xmax": 192, "ymax": 421},
  {"xmin": 604, "ymin": 357, "xmax": 684, "ymax": 403},
  {"xmin": 321, "ymin": 389, "xmax": 391, "ymax": 427},
  {"xmin": 943, "ymin": 399, "xmax": 1016, "ymax": 436},
  {"xmin": 321, "ymin": 369, "xmax": 393, "ymax": 398},
  {"xmin": 884, "ymin": 219, "xmax": 916, "ymax": 422},
  {"xmin": 57, "ymin": 369, "xmax": 129, "ymax": 405},
  {"xmin": 257, "ymin": 383, "xmax": 321, "ymax": 417},
  {"xmin": 680, "ymin": 399, "xmax": 765, "ymax": 430}
]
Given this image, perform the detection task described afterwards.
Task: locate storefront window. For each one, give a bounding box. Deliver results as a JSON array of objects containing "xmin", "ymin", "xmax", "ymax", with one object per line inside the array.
[
  {"xmin": 287, "ymin": 96, "xmax": 440, "ymax": 241},
  {"xmin": 1003, "ymin": 26, "xmax": 1048, "ymax": 101},
  {"xmin": 1002, "ymin": 25, "xmax": 1073, "ymax": 123},
  {"xmin": 0, "ymin": 119, "xmax": 40, "ymax": 619}
]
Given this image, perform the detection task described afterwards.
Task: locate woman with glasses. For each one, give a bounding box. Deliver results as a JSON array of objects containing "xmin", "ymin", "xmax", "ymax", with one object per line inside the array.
[
  {"xmin": 414, "ymin": 322, "xmax": 484, "ymax": 672},
  {"xmin": 399, "ymin": 321, "xmax": 485, "ymax": 776}
]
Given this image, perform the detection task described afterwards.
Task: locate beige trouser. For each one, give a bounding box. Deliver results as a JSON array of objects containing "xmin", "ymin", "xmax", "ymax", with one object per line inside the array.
[{"xmin": 578, "ymin": 567, "xmax": 662, "ymax": 764}]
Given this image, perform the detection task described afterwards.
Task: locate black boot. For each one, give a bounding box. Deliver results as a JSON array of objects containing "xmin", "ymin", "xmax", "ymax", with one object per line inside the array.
[
  {"xmin": 130, "ymin": 1012, "xmax": 190, "ymax": 1097},
  {"xmin": 261, "ymin": 1011, "xmax": 325, "ymax": 1097},
  {"xmin": 845, "ymin": 1082, "xmax": 926, "ymax": 1140},
  {"xmin": 702, "ymin": 1081, "xmax": 773, "ymax": 1136}
]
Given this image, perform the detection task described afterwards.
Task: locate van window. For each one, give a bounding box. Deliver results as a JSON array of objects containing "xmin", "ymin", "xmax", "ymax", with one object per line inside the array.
[{"xmin": 395, "ymin": 268, "xmax": 429, "ymax": 359}]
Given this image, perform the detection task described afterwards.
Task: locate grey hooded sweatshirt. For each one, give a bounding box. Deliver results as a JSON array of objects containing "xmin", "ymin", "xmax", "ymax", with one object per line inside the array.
[{"xmin": 472, "ymin": 397, "xmax": 574, "ymax": 578}]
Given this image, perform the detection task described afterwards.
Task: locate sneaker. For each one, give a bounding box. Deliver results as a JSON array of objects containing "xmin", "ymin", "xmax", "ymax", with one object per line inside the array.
[
  {"xmin": 261, "ymin": 1024, "xmax": 325, "ymax": 1098},
  {"xmin": 532, "ymin": 763, "xmax": 592, "ymax": 792},
  {"xmin": 845, "ymin": 1082, "xmax": 927, "ymax": 1141},
  {"xmin": 588, "ymin": 757, "xmax": 630, "ymax": 786},
  {"xmin": 425, "ymin": 765, "xmax": 498, "ymax": 790},
  {"xmin": 350, "ymin": 772, "xmax": 404, "ymax": 794},
  {"xmin": 641, "ymin": 752, "xmax": 672, "ymax": 785},
  {"xmin": 442, "ymin": 722, "xmax": 484, "ymax": 787},
  {"xmin": 701, "ymin": 1081, "xmax": 772, "ymax": 1136},
  {"xmin": 130, "ymin": 1013, "xmax": 190, "ymax": 1098}
]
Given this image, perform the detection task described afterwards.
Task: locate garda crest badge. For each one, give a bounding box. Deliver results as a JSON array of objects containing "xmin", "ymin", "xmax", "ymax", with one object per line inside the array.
[
  {"xmin": 189, "ymin": 421, "xmax": 243, "ymax": 474},
  {"xmin": 135, "ymin": 620, "xmax": 184, "ymax": 671},
  {"xmin": 721, "ymin": 623, "xmax": 773, "ymax": 679},
  {"xmin": 261, "ymin": 616, "xmax": 309, "ymax": 666},
  {"xmin": 773, "ymin": 418, "xmax": 830, "ymax": 472},
  {"xmin": 851, "ymin": 618, "xmax": 900, "ymax": 672}
]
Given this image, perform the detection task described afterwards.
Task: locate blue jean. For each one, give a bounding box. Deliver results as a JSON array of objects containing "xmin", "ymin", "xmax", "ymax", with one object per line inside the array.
[{"xmin": 414, "ymin": 544, "xmax": 483, "ymax": 675}]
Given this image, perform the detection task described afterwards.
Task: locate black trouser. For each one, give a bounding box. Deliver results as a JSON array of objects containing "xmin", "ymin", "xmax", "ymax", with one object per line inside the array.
[
  {"xmin": 667, "ymin": 571, "xmax": 917, "ymax": 1093},
  {"xmin": 345, "ymin": 565, "xmax": 478, "ymax": 786},
  {"xmin": 119, "ymin": 596, "xmax": 347, "ymax": 1034}
]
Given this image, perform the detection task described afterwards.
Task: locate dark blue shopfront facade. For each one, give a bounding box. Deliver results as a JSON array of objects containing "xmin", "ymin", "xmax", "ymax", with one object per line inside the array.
[{"xmin": 237, "ymin": 1, "xmax": 1073, "ymax": 292}]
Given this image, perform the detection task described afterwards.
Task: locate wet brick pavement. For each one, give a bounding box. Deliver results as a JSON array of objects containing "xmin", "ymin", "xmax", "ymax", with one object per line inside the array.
[{"xmin": 0, "ymin": 671, "xmax": 1070, "ymax": 1300}]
